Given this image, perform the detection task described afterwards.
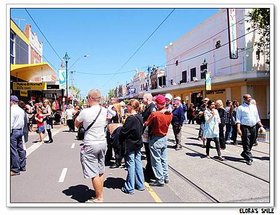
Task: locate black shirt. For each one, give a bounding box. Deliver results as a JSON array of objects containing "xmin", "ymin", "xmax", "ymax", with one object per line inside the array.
[{"xmin": 119, "ymin": 113, "xmax": 143, "ymax": 154}]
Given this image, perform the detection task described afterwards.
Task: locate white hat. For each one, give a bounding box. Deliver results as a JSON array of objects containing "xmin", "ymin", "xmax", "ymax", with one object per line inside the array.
[
  {"xmin": 165, "ymin": 93, "xmax": 173, "ymax": 100},
  {"xmin": 174, "ymin": 96, "xmax": 181, "ymax": 101}
]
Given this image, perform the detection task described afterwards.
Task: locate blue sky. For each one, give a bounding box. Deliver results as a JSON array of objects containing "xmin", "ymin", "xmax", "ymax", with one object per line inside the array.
[{"xmin": 10, "ymin": 8, "xmax": 218, "ymax": 97}]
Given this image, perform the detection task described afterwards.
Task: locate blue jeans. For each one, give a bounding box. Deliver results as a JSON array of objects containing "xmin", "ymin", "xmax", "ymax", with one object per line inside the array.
[
  {"xmin": 10, "ymin": 129, "xmax": 26, "ymax": 173},
  {"xmin": 149, "ymin": 136, "xmax": 168, "ymax": 184},
  {"xmin": 225, "ymin": 124, "xmax": 232, "ymax": 141},
  {"xmin": 123, "ymin": 149, "xmax": 145, "ymax": 193}
]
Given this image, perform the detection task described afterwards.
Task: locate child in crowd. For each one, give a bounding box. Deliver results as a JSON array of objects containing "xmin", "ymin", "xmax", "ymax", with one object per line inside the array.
[{"xmin": 35, "ymin": 107, "xmax": 45, "ymax": 143}]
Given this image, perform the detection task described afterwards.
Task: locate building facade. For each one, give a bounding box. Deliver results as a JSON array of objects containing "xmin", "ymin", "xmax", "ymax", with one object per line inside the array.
[{"xmin": 159, "ymin": 9, "xmax": 269, "ymax": 120}]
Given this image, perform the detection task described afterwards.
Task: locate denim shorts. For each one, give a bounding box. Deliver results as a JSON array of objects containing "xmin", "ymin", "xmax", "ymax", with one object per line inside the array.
[{"xmin": 37, "ymin": 126, "xmax": 45, "ymax": 133}]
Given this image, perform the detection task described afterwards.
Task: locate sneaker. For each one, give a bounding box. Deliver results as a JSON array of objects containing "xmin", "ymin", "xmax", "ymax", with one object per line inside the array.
[
  {"xmin": 20, "ymin": 167, "xmax": 26, "ymax": 171},
  {"xmin": 136, "ymin": 187, "xmax": 145, "ymax": 191},
  {"xmin": 175, "ymin": 146, "xmax": 182, "ymax": 151},
  {"xmin": 246, "ymin": 160, "xmax": 252, "ymax": 165},
  {"xmin": 225, "ymin": 140, "xmax": 231, "ymax": 144},
  {"xmin": 149, "ymin": 181, "xmax": 164, "ymax": 187},
  {"xmin": 164, "ymin": 179, "xmax": 169, "ymax": 184},
  {"xmin": 10, "ymin": 171, "xmax": 20, "ymax": 176},
  {"xmin": 121, "ymin": 187, "xmax": 134, "ymax": 195},
  {"xmin": 217, "ymin": 156, "xmax": 224, "ymax": 161},
  {"xmin": 206, "ymin": 155, "xmax": 211, "ymax": 159}
]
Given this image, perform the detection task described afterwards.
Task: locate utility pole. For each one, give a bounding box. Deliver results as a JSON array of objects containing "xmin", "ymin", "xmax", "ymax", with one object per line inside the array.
[{"xmin": 63, "ymin": 52, "xmax": 70, "ymax": 105}]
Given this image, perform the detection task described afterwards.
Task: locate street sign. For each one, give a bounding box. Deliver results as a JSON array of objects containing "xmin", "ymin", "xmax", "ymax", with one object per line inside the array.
[{"xmin": 13, "ymin": 82, "xmax": 47, "ymax": 90}]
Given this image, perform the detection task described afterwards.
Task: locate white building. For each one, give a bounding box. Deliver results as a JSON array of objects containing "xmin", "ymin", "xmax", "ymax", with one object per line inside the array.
[{"xmin": 159, "ymin": 8, "xmax": 269, "ymax": 120}]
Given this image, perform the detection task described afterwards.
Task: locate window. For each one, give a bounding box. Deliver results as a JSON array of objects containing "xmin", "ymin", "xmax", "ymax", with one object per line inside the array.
[
  {"xmin": 190, "ymin": 68, "xmax": 196, "ymax": 81},
  {"xmin": 10, "ymin": 32, "xmax": 15, "ymax": 64},
  {"xmin": 200, "ymin": 64, "xmax": 207, "ymax": 79},
  {"xmin": 182, "ymin": 70, "xmax": 187, "ymax": 83},
  {"xmin": 256, "ymin": 49, "xmax": 260, "ymax": 60},
  {"xmin": 158, "ymin": 76, "xmax": 166, "ymax": 87}
]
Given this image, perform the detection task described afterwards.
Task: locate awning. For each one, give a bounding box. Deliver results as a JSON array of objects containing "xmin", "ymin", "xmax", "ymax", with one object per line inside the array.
[{"xmin": 11, "ymin": 62, "xmax": 57, "ymax": 82}]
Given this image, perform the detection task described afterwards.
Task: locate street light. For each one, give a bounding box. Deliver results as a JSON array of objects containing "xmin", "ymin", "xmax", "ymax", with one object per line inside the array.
[{"xmin": 63, "ymin": 52, "xmax": 70, "ymax": 105}]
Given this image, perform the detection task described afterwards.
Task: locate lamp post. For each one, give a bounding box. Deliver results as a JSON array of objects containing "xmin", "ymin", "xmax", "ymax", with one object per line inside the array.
[{"xmin": 63, "ymin": 52, "xmax": 70, "ymax": 105}]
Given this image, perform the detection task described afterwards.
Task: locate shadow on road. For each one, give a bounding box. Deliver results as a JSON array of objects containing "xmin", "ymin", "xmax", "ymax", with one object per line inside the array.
[
  {"xmin": 104, "ymin": 177, "xmax": 125, "ymax": 190},
  {"xmin": 62, "ymin": 184, "xmax": 95, "ymax": 203},
  {"xmin": 185, "ymin": 152, "xmax": 206, "ymax": 158}
]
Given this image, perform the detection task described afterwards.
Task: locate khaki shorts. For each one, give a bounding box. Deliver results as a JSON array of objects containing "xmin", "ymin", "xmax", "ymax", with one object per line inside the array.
[{"xmin": 80, "ymin": 142, "xmax": 107, "ymax": 179}]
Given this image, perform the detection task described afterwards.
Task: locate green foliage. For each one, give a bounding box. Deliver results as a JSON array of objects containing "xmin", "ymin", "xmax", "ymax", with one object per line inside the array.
[
  {"xmin": 107, "ymin": 89, "xmax": 115, "ymax": 100},
  {"xmin": 247, "ymin": 8, "xmax": 270, "ymax": 63}
]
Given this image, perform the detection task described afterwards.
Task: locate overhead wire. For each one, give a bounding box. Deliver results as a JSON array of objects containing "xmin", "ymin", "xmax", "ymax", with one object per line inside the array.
[
  {"xmin": 100, "ymin": 9, "xmax": 176, "ymax": 89},
  {"xmin": 25, "ymin": 9, "xmax": 63, "ymax": 62},
  {"xmin": 75, "ymin": 15, "xmax": 247, "ymax": 77}
]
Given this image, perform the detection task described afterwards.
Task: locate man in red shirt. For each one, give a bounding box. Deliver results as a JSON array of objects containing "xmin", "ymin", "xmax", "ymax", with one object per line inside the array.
[{"xmin": 144, "ymin": 94, "xmax": 172, "ymax": 187}]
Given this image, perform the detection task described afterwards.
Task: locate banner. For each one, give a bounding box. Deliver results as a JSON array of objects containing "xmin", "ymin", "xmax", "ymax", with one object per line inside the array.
[
  {"xmin": 227, "ymin": 9, "xmax": 238, "ymax": 59},
  {"xmin": 205, "ymin": 72, "xmax": 211, "ymax": 91},
  {"xmin": 58, "ymin": 69, "xmax": 66, "ymax": 89},
  {"xmin": 13, "ymin": 82, "xmax": 46, "ymax": 90}
]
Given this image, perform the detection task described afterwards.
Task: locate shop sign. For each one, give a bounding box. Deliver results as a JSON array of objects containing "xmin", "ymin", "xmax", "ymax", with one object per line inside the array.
[
  {"xmin": 206, "ymin": 89, "xmax": 225, "ymax": 95},
  {"xmin": 13, "ymin": 82, "xmax": 47, "ymax": 90},
  {"xmin": 20, "ymin": 90, "xmax": 28, "ymax": 97}
]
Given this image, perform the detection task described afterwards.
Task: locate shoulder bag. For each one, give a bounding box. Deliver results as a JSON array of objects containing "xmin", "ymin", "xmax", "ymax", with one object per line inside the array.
[{"xmin": 77, "ymin": 107, "xmax": 102, "ymax": 140}]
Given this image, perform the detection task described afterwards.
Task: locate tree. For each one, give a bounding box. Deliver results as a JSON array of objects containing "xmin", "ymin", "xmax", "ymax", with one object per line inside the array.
[
  {"xmin": 107, "ymin": 89, "xmax": 115, "ymax": 100},
  {"xmin": 69, "ymin": 85, "xmax": 81, "ymax": 99},
  {"xmin": 247, "ymin": 8, "xmax": 270, "ymax": 64}
]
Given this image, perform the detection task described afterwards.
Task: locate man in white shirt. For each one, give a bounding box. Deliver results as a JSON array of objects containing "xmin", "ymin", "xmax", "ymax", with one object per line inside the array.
[
  {"xmin": 236, "ymin": 94, "xmax": 263, "ymax": 165},
  {"xmin": 10, "ymin": 95, "xmax": 26, "ymax": 176},
  {"xmin": 75, "ymin": 89, "xmax": 108, "ymax": 203}
]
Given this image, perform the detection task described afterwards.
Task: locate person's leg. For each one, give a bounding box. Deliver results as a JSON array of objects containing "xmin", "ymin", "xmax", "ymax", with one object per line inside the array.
[
  {"xmin": 213, "ymin": 137, "xmax": 222, "ymax": 157},
  {"xmin": 16, "ymin": 131, "xmax": 26, "ymax": 170},
  {"xmin": 10, "ymin": 130, "xmax": 20, "ymax": 173},
  {"xmin": 241, "ymin": 126, "xmax": 252, "ymax": 161},
  {"xmin": 149, "ymin": 137, "xmax": 164, "ymax": 185},
  {"xmin": 91, "ymin": 174, "xmax": 104, "ymax": 201},
  {"xmin": 219, "ymin": 124, "xmax": 226, "ymax": 149},
  {"xmin": 206, "ymin": 138, "xmax": 211, "ymax": 156},
  {"xmin": 135, "ymin": 149, "xmax": 145, "ymax": 190},
  {"xmin": 123, "ymin": 152, "xmax": 135, "ymax": 193},
  {"xmin": 161, "ymin": 137, "xmax": 169, "ymax": 182},
  {"xmin": 143, "ymin": 141, "xmax": 155, "ymax": 181}
]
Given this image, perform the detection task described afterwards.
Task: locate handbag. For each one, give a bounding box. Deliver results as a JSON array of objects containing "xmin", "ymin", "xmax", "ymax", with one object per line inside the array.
[
  {"xmin": 77, "ymin": 107, "xmax": 102, "ymax": 140},
  {"xmin": 107, "ymin": 123, "xmax": 123, "ymax": 135}
]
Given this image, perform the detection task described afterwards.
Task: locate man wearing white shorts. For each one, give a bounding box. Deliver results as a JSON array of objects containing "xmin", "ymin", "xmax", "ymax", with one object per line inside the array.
[{"xmin": 75, "ymin": 89, "xmax": 108, "ymax": 202}]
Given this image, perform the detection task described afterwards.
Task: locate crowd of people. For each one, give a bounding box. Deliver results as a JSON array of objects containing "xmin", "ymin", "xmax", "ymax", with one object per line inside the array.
[{"xmin": 10, "ymin": 89, "xmax": 265, "ymax": 202}]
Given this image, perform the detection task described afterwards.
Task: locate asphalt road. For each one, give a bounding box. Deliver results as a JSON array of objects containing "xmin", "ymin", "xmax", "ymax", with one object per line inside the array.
[{"xmin": 9, "ymin": 123, "xmax": 272, "ymax": 207}]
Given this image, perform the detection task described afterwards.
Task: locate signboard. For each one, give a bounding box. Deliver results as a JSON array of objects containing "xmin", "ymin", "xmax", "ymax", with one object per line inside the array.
[
  {"xmin": 58, "ymin": 69, "xmax": 66, "ymax": 89},
  {"xmin": 205, "ymin": 72, "xmax": 211, "ymax": 91},
  {"xmin": 47, "ymin": 84, "xmax": 60, "ymax": 89},
  {"xmin": 227, "ymin": 9, "xmax": 238, "ymax": 59},
  {"xmin": 13, "ymin": 82, "xmax": 47, "ymax": 90},
  {"xmin": 20, "ymin": 90, "xmax": 28, "ymax": 97}
]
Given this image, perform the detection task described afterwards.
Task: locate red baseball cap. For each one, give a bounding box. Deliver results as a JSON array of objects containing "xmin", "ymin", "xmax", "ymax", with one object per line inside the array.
[{"xmin": 155, "ymin": 94, "xmax": 166, "ymax": 105}]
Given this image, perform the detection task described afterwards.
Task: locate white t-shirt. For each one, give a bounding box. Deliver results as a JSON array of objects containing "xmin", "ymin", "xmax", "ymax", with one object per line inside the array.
[
  {"xmin": 76, "ymin": 105, "xmax": 107, "ymax": 145},
  {"xmin": 65, "ymin": 108, "xmax": 74, "ymax": 120}
]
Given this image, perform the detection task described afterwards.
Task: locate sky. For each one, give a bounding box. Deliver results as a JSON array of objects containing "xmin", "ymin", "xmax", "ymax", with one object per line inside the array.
[{"xmin": 10, "ymin": 7, "xmax": 219, "ymax": 98}]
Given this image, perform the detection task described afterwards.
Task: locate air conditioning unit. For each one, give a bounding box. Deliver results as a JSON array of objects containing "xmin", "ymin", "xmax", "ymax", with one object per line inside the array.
[{"xmin": 193, "ymin": 77, "xmax": 198, "ymax": 82}]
